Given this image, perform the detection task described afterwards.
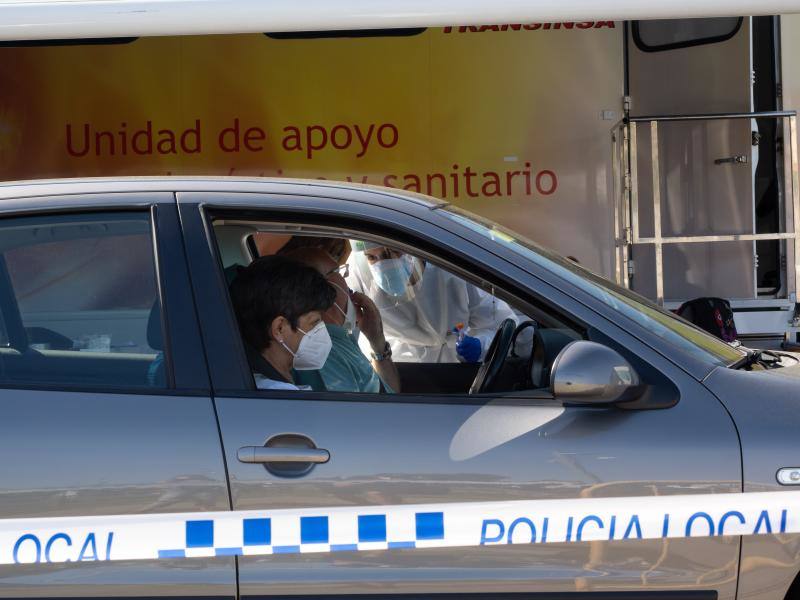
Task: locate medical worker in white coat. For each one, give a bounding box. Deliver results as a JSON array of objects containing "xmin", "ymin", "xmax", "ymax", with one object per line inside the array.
[{"xmin": 348, "ymin": 241, "xmax": 517, "ymax": 363}]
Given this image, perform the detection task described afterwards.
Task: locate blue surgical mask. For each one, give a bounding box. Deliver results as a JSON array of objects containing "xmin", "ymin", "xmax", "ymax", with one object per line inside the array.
[{"xmin": 370, "ymin": 256, "xmax": 414, "ymax": 296}]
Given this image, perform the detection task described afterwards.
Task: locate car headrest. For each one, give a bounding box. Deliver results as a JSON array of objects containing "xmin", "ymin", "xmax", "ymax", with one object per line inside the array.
[{"xmin": 147, "ymin": 300, "xmax": 163, "ymax": 351}]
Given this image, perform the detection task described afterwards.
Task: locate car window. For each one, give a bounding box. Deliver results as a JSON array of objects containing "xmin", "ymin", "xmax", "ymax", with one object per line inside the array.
[
  {"xmin": 441, "ymin": 206, "xmax": 745, "ymax": 367},
  {"xmin": 0, "ymin": 212, "xmax": 166, "ymax": 389},
  {"xmin": 214, "ymin": 223, "xmax": 583, "ymax": 397}
]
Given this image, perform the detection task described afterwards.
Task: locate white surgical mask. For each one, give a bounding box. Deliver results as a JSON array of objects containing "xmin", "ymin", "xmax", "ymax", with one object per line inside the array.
[
  {"xmin": 331, "ymin": 281, "xmax": 358, "ymax": 334},
  {"xmin": 280, "ymin": 321, "xmax": 332, "ymax": 370}
]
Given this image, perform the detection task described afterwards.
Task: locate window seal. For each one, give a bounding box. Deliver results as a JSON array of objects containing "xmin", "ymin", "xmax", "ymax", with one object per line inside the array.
[
  {"xmin": 632, "ymin": 17, "xmax": 743, "ymax": 53},
  {"xmin": 213, "ymin": 388, "xmax": 561, "ymax": 407},
  {"xmin": 150, "ymin": 204, "xmax": 176, "ymax": 390}
]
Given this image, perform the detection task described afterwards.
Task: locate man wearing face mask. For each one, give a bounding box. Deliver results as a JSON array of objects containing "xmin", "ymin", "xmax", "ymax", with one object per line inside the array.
[
  {"xmin": 230, "ymin": 255, "xmax": 336, "ymax": 390},
  {"xmin": 284, "ymin": 247, "xmax": 400, "ymax": 394},
  {"xmin": 349, "ymin": 242, "xmax": 517, "ymax": 363}
]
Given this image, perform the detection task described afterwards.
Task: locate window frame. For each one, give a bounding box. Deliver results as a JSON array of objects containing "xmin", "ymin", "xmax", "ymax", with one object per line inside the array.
[
  {"xmin": 631, "ymin": 17, "xmax": 744, "ymax": 53},
  {"xmin": 0, "ymin": 195, "xmax": 209, "ymax": 396},
  {"xmin": 180, "ymin": 195, "xmax": 606, "ymax": 405}
]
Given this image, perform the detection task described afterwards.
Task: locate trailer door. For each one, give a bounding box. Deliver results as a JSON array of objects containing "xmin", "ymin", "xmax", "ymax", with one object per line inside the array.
[{"xmin": 626, "ymin": 18, "xmax": 759, "ymax": 303}]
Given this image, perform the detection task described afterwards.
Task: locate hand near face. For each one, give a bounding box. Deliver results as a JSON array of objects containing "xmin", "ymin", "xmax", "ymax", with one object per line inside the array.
[{"xmin": 351, "ymin": 291, "xmax": 385, "ymax": 350}]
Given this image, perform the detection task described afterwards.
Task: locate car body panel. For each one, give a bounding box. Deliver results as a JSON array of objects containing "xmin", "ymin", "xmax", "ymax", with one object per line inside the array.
[
  {"xmin": 704, "ymin": 365, "xmax": 800, "ymax": 600},
  {"xmin": 177, "ymin": 190, "xmax": 742, "ymax": 596},
  {"xmin": 0, "ymin": 178, "xmax": 796, "ymax": 597},
  {"xmin": 0, "ymin": 190, "xmax": 235, "ymax": 597}
]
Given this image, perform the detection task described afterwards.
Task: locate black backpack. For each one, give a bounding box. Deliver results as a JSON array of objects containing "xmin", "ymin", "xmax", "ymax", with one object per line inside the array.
[{"xmin": 676, "ymin": 297, "xmax": 738, "ymax": 342}]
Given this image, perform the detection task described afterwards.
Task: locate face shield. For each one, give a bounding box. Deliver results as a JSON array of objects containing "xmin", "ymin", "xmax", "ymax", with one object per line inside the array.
[{"xmin": 348, "ymin": 241, "xmax": 425, "ymax": 309}]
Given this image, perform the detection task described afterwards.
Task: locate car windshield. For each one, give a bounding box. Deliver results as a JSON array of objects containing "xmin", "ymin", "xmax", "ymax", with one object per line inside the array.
[{"xmin": 441, "ymin": 206, "xmax": 745, "ymax": 368}]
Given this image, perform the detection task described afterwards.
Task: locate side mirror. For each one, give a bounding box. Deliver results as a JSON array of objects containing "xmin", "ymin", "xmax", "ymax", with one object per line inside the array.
[{"xmin": 550, "ymin": 341, "xmax": 644, "ymax": 405}]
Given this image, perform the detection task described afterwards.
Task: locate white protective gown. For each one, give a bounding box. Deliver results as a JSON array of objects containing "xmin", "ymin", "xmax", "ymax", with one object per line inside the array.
[{"xmin": 349, "ymin": 255, "xmax": 517, "ymax": 363}]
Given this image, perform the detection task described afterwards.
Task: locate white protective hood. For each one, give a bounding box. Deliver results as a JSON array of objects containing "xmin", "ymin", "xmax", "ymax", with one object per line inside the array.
[{"xmin": 0, "ymin": 0, "xmax": 798, "ymax": 41}]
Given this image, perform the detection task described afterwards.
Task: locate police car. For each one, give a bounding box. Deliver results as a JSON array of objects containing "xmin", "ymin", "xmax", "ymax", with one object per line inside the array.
[{"xmin": 0, "ymin": 177, "xmax": 799, "ymax": 599}]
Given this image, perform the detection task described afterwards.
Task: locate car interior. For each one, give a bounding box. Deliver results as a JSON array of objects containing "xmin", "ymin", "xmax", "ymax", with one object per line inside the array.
[
  {"xmin": 211, "ymin": 218, "xmax": 587, "ymax": 397},
  {"xmin": 0, "ymin": 214, "xmax": 163, "ymax": 389}
]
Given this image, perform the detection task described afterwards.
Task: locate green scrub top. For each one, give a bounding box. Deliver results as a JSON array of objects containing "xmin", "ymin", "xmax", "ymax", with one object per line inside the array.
[{"xmin": 295, "ymin": 324, "xmax": 391, "ymax": 393}]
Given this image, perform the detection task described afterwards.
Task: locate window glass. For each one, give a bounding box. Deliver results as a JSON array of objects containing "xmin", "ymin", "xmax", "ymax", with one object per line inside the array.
[
  {"xmin": 633, "ymin": 18, "xmax": 742, "ymax": 52},
  {"xmin": 216, "ymin": 223, "xmax": 576, "ymax": 397},
  {"xmin": 0, "ymin": 212, "xmax": 165, "ymax": 388},
  {"xmin": 441, "ymin": 206, "xmax": 744, "ymax": 367}
]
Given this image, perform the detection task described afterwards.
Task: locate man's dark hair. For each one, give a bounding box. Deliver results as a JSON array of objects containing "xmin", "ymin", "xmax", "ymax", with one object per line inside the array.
[
  {"xmin": 230, "ymin": 255, "xmax": 336, "ymax": 352},
  {"xmin": 279, "ymin": 235, "xmax": 346, "ymax": 259}
]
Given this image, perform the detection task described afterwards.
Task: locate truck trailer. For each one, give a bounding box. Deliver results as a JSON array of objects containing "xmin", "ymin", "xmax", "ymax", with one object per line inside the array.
[{"xmin": 0, "ymin": 12, "xmax": 798, "ymax": 346}]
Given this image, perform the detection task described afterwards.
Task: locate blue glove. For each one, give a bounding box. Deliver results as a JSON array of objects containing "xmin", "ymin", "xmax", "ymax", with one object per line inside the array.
[{"xmin": 456, "ymin": 334, "xmax": 482, "ymax": 363}]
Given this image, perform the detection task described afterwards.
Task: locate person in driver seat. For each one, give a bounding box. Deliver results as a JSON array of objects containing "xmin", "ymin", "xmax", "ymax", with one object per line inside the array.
[
  {"xmin": 229, "ymin": 255, "xmax": 336, "ymax": 390},
  {"xmin": 349, "ymin": 242, "xmax": 517, "ymax": 363}
]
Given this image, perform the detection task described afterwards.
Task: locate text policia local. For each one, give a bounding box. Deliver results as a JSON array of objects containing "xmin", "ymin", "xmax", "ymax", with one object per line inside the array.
[
  {"xmin": 480, "ymin": 508, "xmax": 789, "ymax": 545},
  {"xmin": 63, "ymin": 120, "xmax": 558, "ymax": 199}
]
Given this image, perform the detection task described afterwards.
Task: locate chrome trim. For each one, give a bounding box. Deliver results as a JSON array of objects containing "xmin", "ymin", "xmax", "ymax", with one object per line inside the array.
[
  {"xmin": 630, "ymin": 122, "xmax": 640, "ymax": 245},
  {"xmin": 651, "ymin": 121, "xmax": 664, "ymax": 306},
  {"xmin": 636, "ymin": 233, "xmax": 798, "ymax": 244},
  {"xmin": 628, "ymin": 110, "xmax": 797, "ymax": 122},
  {"xmin": 791, "ymin": 115, "xmax": 800, "ymax": 302},
  {"xmin": 237, "ymin": 446, "xmax": 330, "ymax": 464},
  {"xmin": 777, "ymin": 468, "xmax": 800, "ymax": 485}
]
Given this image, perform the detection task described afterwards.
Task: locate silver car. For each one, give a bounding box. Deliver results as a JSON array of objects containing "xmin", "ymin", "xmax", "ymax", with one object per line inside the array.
[{"xmin": 0, "ymin": 177, "xmax": 799, "ymax": 600}]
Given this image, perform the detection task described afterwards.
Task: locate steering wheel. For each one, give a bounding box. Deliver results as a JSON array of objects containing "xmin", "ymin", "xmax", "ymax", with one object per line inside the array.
[{"xmin": 468, "ymin": 318, "xmax": 517, "ymax": 394}]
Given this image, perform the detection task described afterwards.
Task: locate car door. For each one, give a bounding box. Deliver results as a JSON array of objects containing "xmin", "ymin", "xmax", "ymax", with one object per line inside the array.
[
  {"xmin": 0, "ymin": 193, "xmax": 235, "ymax": 598},
  {"xmin": 179, "ymin": 186, "xmax": 742, "ymax": 598}
]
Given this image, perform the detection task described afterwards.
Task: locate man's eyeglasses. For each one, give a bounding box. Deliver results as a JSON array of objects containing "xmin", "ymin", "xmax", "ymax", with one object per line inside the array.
[{"xmin": 326, "ymin": 263, "xmax": 350, "ymax": 279}]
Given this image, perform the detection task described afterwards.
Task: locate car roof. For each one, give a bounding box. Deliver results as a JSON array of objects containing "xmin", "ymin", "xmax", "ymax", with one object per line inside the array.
[{"xmin": 0, "ymin": 176, "xmax": 446, "ymax": 209}]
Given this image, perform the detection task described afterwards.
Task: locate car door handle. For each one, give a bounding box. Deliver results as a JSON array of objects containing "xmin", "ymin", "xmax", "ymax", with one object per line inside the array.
[
  {"xmin": 714, "ymin": 154, "xmax": 748, "ymax": 165},
  {"xmin": 237, "ymin": 446, "xmax": 330, "ymax": 464}
]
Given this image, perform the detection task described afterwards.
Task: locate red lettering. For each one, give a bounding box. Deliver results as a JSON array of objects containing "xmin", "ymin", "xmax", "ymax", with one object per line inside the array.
[
  {"xmin": 481, "ymin": 172, "xmax": 502, "ymax": 197},
  {"xmin": 403, "ymin": 174, "xmax": 421, "ymax": 193},
  {"xmin": 377, "ymin": 124, "xmax": 399, "ymax": 149},
  {"xmin": 536, "ymin": 170, "xmax": 558, "ymax": 195},
  {"xmin": 282, "ymin": 126, "xmax": 302, "ymax": 152},
  {"xmin": 353, "ymin": 124, "xmax": 374, "ymax": 158},
  {"xmin": 464, "ymin": 166, "xmax": 479, "ymax": 197},
  {"xmin": 219, "ymin": 118, "xmax": 241, "ymax": 153},
  {"xmin": 426, "ymin": 173, "xmax": 446, "ymax": 197},
  {"xmin": 131, "ymin": 121, "xmax": 153, "ymax": 155},
  {"xmin": 95, "ymin": 130, "xmax": 115, "ymax": 156},
  {"xmin": 595, "ymin": 21, "xmax": 616, "ymax": 28},
  {"xmin": 506, "ymin": 170, "xmax": 521, "ymax": 195},
  {"xmin": 331, "ymin": 124, "xmax": 352, "ymax": 150},
  {"xmin": 181, "ymin": 120, "xmax": 201, "ymax": 154},
  {"xmin": 306, "ymin": 125, "xmax": 327, "ymax": 159},
  {"xmin": 244, "ymin": 126, "xmax": 266, "ymax": 152},
  {"xmin": 65, "ymin": 123, "xmax": 90, "ymax": 157}
]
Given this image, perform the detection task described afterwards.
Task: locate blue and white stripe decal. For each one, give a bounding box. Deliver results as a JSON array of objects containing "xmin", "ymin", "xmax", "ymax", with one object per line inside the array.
[{"xmin": 3, "ymin": 490, "xmax": 800, "ymax": 565}]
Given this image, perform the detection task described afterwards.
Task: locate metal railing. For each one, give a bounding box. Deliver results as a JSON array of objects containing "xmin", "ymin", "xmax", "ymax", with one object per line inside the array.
[{"xmin": 612, "ymin": 110, "xmax": 800, "ymax": 306}]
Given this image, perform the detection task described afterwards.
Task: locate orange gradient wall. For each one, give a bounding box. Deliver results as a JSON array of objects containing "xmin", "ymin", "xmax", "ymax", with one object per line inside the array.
[{"xmin": 0, "ymin": 25, "xmax": 622, "ymax": 274}]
